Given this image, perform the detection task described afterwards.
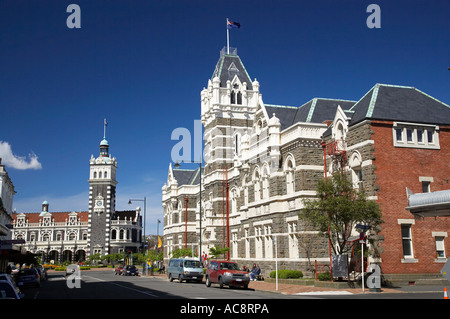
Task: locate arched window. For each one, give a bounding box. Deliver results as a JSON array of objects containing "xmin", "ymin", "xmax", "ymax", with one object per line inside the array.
[
  {"xmin": 286, "ymin": 158, "xmax": 295, "ymax": 194},
  {"xmin": 111, "ymin": 229, "xmax": 117, "ymax": 240},
  {"xmin": 94, "ymin": 172, "xmax": 97, "ymax": 179},
  {"xmin": 253, "ymin": 168, "xmax": 261, "ymax": 201},
  {"xmin": 104, "ymin": 171, "xmax": 107, "ymax": 179},
  {"xmin": 119, "ymin": 229, "xmax": 124, "ymax": 240},
  {"xmin": 262, "ymin": 165, "xmax": 270, "ymax": 199}
]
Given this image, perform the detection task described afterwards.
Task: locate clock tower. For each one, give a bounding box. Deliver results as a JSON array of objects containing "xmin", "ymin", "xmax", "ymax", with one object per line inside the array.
[{"xmin": 87, "ymin": 122, "xmax": 118, "ymax": 257}]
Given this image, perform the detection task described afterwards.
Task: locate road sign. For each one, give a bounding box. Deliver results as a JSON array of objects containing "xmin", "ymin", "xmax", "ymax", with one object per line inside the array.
[{"xmin": 441, "ymin": 259, "xmax": 450, "ymax": 282}]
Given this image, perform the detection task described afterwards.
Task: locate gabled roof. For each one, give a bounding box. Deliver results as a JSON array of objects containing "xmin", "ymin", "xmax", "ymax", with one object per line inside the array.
[
  {"xmin": 173, "ymin": 167, "xmax": 202, "ymax": 186},
  {"xmin": 347, "ymin": 84, "xmax": 450, "ymax": 125},
  {"xmin": 212, "ymin": 52, "xmax": 253, "ymax": 90}
]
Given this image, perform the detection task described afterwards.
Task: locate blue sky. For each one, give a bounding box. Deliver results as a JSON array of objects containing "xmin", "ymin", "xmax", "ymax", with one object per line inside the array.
[{"xmin": 1, "ymin": 0, "xmax": 449, "ymax": 235}]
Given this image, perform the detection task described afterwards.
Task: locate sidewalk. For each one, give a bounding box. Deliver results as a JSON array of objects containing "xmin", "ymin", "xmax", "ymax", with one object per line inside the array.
[
  {"xmin": 144, "ymin": 273, "xmax": 403, "ymax": 295},
  {"xmin": 247, "ymin": 279, "xmax": 403, "ymax": 295}
]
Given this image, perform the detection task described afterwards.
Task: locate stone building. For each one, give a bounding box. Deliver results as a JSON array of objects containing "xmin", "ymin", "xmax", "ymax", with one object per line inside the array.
[
  {"xmin": 11, "ymin": 131, "xmax": 143, "ymax": 263},
  {"xmin": 163, "ymin": 48, "xmax": 449, "ymax": 278},
  {"xmin": 0, "ymin": 158, "xmax": 19, "ymax": 272}
]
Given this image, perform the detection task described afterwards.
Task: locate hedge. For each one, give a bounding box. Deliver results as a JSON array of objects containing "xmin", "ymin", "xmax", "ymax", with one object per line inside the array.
[
  {"xmin": 269, "ymin": 270, "xmax": 303, "ymax": 279},
  {"xmin": 317, "ymin": 272, "xmax": 332, "ymax": 281}
]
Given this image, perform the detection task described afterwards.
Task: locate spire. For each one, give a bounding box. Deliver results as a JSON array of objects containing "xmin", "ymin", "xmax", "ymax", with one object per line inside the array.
[{"xmin": 100, "ymin": 118, "xmax": 109, "ymax": 157}]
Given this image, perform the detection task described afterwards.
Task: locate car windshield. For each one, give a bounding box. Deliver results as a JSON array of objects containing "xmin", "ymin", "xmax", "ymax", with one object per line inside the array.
[
  {"xmin": 19, "ymin": 269, "xmax": 36, "ymax": 275},
  {"xmin": 0, "ymin": 283, "xmax": 15, "ymax": 299},
  {"xmin": 184, "ymin": 260, "xmax": 201, "ymax": 268},
  {"xmin": 220, "ymin": 263, "xmax": 240, "ymax": 270}
]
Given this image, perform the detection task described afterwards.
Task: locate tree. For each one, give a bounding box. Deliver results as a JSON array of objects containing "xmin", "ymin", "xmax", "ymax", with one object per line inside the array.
[
  {"xmin": 170, "ymin": 248, "xmax": 197, "ymax": 259},
  {"xmin": 300, "ymin": 172, "xmax": 383, "ymax": 256},
  {"xmin": 208, "ymin": 245, "xmax": 229, "ymax": 259}
]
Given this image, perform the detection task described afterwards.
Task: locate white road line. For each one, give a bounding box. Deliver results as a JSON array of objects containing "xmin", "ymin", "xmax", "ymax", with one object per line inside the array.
[
  {"xmin": 82, "ymin": 275, "xmax": 159, "ymax": 297},
  {"xmin": 294, "ymin": 291, "xmax": 353, "ymax": 295}
]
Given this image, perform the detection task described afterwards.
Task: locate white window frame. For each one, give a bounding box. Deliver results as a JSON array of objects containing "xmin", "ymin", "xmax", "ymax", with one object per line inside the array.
[{"xmin": 393, "ymin": 122, "xmax": 440, "ymax": 150}]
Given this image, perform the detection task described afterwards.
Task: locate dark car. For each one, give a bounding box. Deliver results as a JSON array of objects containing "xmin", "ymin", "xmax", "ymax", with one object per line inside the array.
[
  {"xmin": 16, "ymin": 268, "xmax": 40, "ymax": 288},
  {"xmin": 0, "ymin": 274, "xmax": 24, "ymax": 299},
  {"xmin": 205, "ymin": 260, "xmax": 250, "ymax": 289},
  {"xmin": 0, "ymin": 280, "xmax": 23, "ymax": 299},
  {"xmin": 122, "ymin": 265, "xmax": 139, "ymax": 276}
]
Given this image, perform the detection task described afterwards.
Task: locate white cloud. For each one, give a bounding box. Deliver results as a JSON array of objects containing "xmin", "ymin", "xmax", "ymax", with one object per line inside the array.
[{"xmin": 0, "ymin": 141, "xmax": 42, "ymax": 170}]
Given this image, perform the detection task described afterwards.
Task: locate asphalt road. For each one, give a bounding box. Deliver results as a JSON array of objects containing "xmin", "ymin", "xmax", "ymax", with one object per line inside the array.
[{"xmin": 21, "ymin": 269, "xmax": 447, "ymax": 301}]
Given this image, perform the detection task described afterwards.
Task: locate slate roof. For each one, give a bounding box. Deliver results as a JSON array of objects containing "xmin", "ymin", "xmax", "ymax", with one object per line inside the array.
[
  {"xmin": 264, "ymin": 98, "xmax": 355, "ymax": 131},
  {"xmin": 173, "ymin": 167, "xmax": 203, "ymax": 186},
  {"xmin": 347, "ymin": 84, "xmax": 450, "ymax": 125},
  {"xmin": 212, "ymin": 52, "xmax": 253, "ymax": 90}
]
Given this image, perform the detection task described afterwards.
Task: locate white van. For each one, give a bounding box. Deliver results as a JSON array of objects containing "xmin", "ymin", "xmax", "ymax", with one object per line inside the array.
[{"xmin": 167, "ymin": 258, "xmax": 204, "ymax": 283}]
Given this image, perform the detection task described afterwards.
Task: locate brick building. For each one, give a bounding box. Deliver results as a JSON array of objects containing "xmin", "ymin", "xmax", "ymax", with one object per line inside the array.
[
  {"xmin": 324, "ymin": 83, "xmax": 450, "ymax": 275},
  {"xmin": 162, "ymin": 48, "xmax": 449, "ymax": 278}
]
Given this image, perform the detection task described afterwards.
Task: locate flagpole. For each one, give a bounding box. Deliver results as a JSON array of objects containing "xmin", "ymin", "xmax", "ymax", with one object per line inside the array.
[
  {"xmin": 226, "ymin": 18, "xmax": 230, "ymax": 54},
  {"xmin": 103, "ymin": 119, "xmax": 106, "ymax": 139}
]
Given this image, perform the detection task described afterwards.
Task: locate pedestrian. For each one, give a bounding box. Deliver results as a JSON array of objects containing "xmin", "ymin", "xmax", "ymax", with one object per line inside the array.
[{"xmin": 250, "ymin": 264, "xmax": 261, "ymax": 281}]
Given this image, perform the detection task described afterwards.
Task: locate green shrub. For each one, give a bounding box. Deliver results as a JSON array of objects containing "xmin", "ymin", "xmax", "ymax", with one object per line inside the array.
[
  {"xmin": 54, "ymin": 267, "xmax": 66, "ymax": 271},
  {"xmin": 269, "ymin": 269, "xmax": 303, "ymax": 279},
  {"xmin": 317, "ymin": 272, "xmax": 332, "ymax": 281}
]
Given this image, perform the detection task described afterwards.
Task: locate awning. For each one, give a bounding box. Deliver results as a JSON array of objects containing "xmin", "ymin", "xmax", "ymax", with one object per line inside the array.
[{"xmin": 405, "ymin": 188, "xmax": 450, "ymax": 218}]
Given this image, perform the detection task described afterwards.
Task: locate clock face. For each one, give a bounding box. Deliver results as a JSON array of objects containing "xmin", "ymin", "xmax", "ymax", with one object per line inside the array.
[{"xmin": 96, "ymin": 200, "xmax": 103, "ymax": 207}]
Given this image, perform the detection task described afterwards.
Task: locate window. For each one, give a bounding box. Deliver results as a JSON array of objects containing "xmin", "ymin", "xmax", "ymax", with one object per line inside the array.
[
  {"xmin": 393, "ymin": 122, "xmax": 440, "ymax": 149},
  {"xmin": 435, "ymin": 237, "xmax": 446, "ymax": 258},
  {"xmin": 395, "ymin": 128, "xmax": 403, "ymax": 142},
  {"xmin": 417, "ymin": 129, "xmax": 423, "ymax": 143},
  {"xmin": 422, "ymin": 181, "xmax": 430, "ymax": 193},
  {"xmin": 286, "ymin": 159, "xmax": 295, "ymax": 194},
  {"xmin": 401, "ymin": 225, "xmax": 413, "ymax": 258},
  {"xmin": 427, "ymin": 130, "xmax": 434, "ymax": 143},
  {"xmin": 406, "ymin": 129, "xmax": 413, "ymax": 142}
]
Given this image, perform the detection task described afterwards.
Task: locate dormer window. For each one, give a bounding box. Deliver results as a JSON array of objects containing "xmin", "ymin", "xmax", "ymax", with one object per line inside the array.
[{"xmin": 231, "ymin": 83, "xmax": 242, "ymax": 105}]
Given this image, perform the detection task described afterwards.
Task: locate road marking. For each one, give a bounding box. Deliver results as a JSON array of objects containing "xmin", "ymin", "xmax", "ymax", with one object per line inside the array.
[
  {"xmin": 294, "ymin": 291, "xmax": 353, "ymax": 296},
  {"xmin": 83, "ymin": 275, "xmax": 159, "ymax": 297}
]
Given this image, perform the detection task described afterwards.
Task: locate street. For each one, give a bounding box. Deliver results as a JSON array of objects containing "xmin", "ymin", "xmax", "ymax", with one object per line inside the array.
[{"xmin": 20, "ymin": 269, "xmax": 446, "ymax": 300}]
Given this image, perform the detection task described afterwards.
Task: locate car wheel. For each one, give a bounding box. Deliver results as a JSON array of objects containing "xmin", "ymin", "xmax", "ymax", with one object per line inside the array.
[
  {"xmin": 219, "ymin": 277, "xmax": 224, "ymax": 289},
  {"xmin": 178, "ymin": 275, "xmax": 183, "ymax": 283},
  {"xmin": 169, "ymin": 273, "xmax": 173, "ymax": 282},
  {"xmin": 205, "ymin": 276, "xmax": 211, "ymax": 287}
]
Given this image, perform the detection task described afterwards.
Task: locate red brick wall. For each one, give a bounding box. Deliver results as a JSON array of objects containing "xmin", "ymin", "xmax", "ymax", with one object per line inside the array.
[{"xmin": 371, "ymin": 121, "xmax": 450, "ymax": 274}]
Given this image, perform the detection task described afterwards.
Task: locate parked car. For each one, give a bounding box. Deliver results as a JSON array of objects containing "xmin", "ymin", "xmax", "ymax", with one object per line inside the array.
[
  {"xmin": 114, "ymin": 265, "xmax": 124, "ymax": 275},
  {"xmin": 0, "ymin": 274, "xmax": 24, "ymax": 299},
  {"xmin": 205, "ymin": 260, "xmax": 250, "ymax": 289},
  {"xmin": 122, "ymin": 265, "xmax": 139, "ymax": 276},
  {"xmin": 16, "ymin": 268, "xmax": 40, "ymax": 288},
  {"xmin": 167, "ymin": 258, "xmax": 203, "ymax": 283},
  {"xmin": 0, "ymin": 280, "xmax": 23, "ymax": 299}
]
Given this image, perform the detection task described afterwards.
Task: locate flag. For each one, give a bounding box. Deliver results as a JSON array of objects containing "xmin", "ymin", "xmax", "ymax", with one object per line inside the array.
[
  {"xmin": 157, "ymin": 236, "xmax": 162, "ymax": 248},
  {"xmin": 227, "ymin": 20, "xmax": 240, "ymax": 29},
  {"xmin": 104, "ymin": 118, "xmax": 108, "ymax": 126}
]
